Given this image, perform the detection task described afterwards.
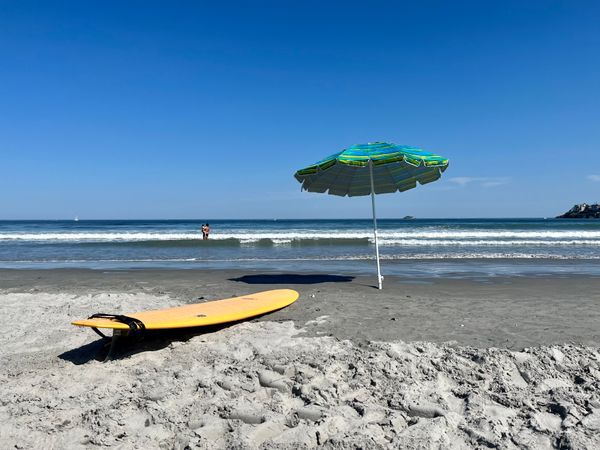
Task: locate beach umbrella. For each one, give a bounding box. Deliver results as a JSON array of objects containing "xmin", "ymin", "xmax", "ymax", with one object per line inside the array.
[{"xmin": 294, "ymin": 142, "xmax": 449, "ymax": 289}]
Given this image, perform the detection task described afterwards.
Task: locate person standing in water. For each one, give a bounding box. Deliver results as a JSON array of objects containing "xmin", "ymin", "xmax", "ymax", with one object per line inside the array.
[{"xmin": 201, "ymin": 223, "xmax": 210, "ymax": 240}]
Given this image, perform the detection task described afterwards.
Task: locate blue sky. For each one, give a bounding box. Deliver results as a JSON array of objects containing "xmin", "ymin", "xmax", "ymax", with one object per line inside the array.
[{"xmin": 1, "ymin": 1, "xmax": 599, "ymax": 219}]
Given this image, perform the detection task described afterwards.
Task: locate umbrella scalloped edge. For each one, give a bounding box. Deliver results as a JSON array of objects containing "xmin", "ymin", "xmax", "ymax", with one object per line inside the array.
[{"xmin": 295, "ymin": 142, "xmax": 448, "ymax": 177}]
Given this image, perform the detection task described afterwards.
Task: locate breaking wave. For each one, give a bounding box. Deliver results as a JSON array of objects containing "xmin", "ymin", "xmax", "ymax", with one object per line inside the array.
[{"xmin": 1, "ymin": 230, "xmax": 600, "ymax": 247}]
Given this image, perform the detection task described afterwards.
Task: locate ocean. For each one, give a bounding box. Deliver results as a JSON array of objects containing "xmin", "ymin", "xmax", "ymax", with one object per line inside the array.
[{"xmin": 1, "ymin": 219, "xmax": 600, "ymax": 278}]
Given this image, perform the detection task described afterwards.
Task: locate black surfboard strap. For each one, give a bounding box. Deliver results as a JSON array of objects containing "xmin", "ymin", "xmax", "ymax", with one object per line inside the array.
[{"xmin": 88, "ymin": 313, "xmax": 146, "ymax": 339}]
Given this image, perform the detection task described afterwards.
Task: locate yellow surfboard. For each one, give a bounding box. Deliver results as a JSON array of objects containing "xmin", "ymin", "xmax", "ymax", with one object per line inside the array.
[{"xmin": 72, "ymin": 289, "xmax": 299, "ymax": 331}]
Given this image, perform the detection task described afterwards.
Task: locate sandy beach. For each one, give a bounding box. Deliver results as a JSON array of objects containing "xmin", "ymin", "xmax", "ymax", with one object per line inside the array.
[
  {"xmin": 2, "ymin": 269, "xmax": 600, "ymax": 448},
  {"xmin": 3, "ymin": 0, "xmax": 600, "ymax": 447}
]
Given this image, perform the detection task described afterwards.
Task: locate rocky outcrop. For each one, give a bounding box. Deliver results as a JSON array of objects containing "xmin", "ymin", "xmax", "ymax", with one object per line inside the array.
[{"xmin": 557, "ymin": 203, "xmax": 600, "ymax": 218}]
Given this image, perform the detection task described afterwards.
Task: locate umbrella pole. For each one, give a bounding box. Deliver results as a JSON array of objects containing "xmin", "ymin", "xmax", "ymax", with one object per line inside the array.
[{"xmin": 369, "ymin": 160, "xmax": 383, "ymax": 289}]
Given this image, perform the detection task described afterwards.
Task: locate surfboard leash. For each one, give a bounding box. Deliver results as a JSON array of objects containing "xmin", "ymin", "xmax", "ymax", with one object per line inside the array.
[{"xmin": 87, "ymin": 313, "xmax": 146, "ymax": 340}]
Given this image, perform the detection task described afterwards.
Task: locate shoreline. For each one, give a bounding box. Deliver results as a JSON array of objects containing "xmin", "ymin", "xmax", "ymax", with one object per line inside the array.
[{"xmin": 3, "ymin": 258, "xmax": 600, "ymax": 281}]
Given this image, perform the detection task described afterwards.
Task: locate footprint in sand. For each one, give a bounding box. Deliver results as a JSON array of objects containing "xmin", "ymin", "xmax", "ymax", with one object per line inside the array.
[
  {"xmin": 258, "ymin": 370, "xmax": 289, "ymax": 393},
  {"xmin": 304, "ymin": 315, "xmax": 330, "ymax": 326}
]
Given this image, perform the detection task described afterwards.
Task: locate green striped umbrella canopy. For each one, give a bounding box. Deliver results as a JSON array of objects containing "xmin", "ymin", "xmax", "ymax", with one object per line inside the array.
[
  {"xmin": 294, "ymin": 142, "xmax": 449, "ymax": 289},
  {"xmin": 294, "ymin": 142, "xmax": 449, "ymax": 196}
]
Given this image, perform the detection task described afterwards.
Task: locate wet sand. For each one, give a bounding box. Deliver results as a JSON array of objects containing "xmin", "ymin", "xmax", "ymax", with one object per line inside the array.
[
  {"xmin": 2, "ymin": 268, "xmax": 600, "ymax": 349},
  {"xmin": 1, "ymin": 269, "xmax": 600, "ymax": 448}
]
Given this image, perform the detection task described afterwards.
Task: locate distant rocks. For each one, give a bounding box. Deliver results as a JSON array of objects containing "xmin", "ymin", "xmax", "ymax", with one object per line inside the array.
[{"xmin": 557, "ymin": 203, "xmax": 600, "ymax": 219}]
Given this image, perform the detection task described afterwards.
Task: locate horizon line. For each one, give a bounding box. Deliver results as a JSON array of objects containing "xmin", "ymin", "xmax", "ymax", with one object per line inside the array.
[{"xmin": 0, "ymin": 216, "xmax": 562, "ymax": 221}]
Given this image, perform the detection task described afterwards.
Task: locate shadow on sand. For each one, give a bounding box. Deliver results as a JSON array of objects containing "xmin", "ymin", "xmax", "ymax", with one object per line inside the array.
[
  {"xmin": 229, "ymin": 273, "xmax": 354, "ymax": 284},
  {"xmin": 59, "ymin": 323, "xmax": 235, "ymax": 364}
]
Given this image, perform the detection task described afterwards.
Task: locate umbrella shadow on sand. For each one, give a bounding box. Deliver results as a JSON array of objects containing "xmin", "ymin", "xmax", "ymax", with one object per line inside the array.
[
  {"xmin": 229, "ymin": 274, "xmax": 354, "ymax": 284},
  {"xmin": 59, "ymin": 323, "xmax": 236, "ymax": 365}
]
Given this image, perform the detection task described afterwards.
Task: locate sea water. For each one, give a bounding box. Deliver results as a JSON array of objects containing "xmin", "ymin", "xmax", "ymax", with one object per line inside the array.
[{"xmin": 1, "ymin": 219, "xmax": 600, "ymax": 278}]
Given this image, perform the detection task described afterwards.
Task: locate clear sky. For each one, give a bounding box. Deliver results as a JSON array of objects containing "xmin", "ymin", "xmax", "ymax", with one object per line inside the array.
[{"xmin": 1, "ymin": 1, "xmax": 599, "ymax": 219}]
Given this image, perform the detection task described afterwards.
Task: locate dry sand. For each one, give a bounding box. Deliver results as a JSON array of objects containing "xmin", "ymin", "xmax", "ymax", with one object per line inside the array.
[{"xmin": 1, "ymin": 269, "xmax": 600, "ymax": 448}]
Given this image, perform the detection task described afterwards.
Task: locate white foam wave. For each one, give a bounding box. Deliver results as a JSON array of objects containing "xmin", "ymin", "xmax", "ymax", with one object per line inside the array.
[
  {"xmin": 377, "ymin": 239, "xmax": 600, "ymax": 246},
  {"xmin": 220, "ymin": 230, "xmax": 600, "ymax": 240},
  {"xmin": 5, "ymin": 253, "xmax": 600, "ymax": 263},
  {"xmin": 1, "ymin": 230, "xmax": 600, "ymax": 244},
  {"xmin": 383, "ymin": 231, "xmax": 600, "ymax": 239},
  {"xmin": 0, "ymin": 233, "xmax": 202, "ymax": 242}
]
